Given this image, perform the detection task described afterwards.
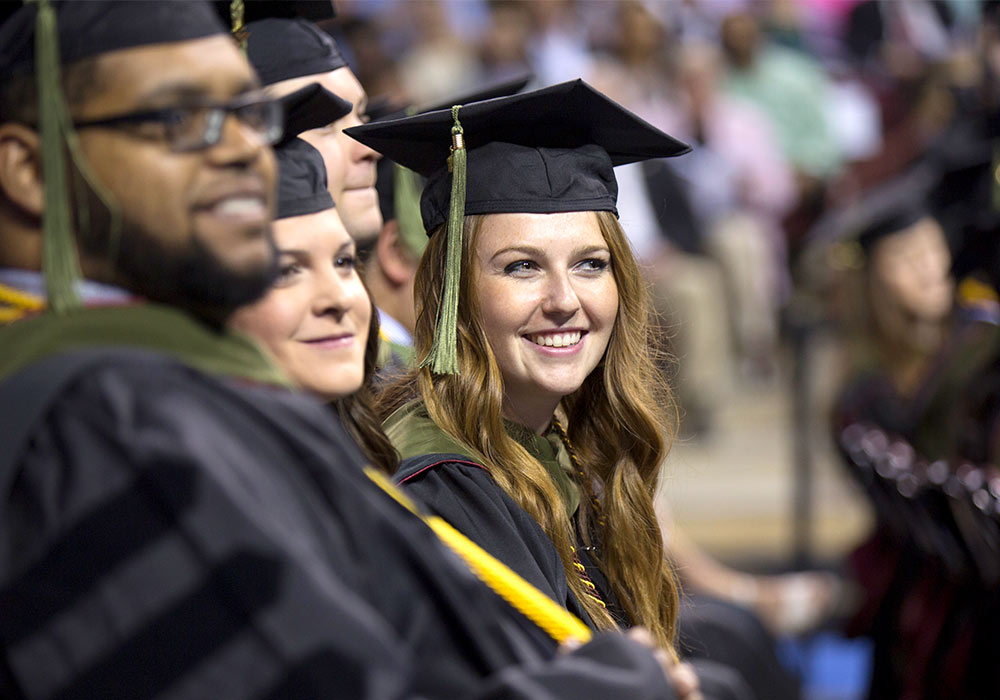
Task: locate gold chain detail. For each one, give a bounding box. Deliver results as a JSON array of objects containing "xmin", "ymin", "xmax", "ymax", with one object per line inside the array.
[
  {"xmin": 550, "ymin": 417, "xmax": 605, "ymax": 524},
  {"xmin": 551, "ymin": 417, "xmax": 610, "ymax": 609}
]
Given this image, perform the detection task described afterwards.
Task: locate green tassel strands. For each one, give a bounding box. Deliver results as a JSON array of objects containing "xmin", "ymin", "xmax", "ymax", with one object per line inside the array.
[
  {"xmin": 31, "ymin": 0, "xmax": 122, "ymax": 313},
  {"xmin": 33, "ymin": 0, "xmax": 82, "ymax": 313},
  {"xmin": 423, "ymin": 105, "xmax": 466, "ymax": 375}
]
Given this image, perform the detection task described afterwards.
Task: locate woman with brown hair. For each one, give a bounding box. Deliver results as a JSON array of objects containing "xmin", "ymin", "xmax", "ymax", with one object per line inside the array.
[
  {"xmin": 230, "ymin": 138, "xmax": 397, "ymax": 474},
  {"xmin": 351, "ymin": 82, "xmax": 723, "ymax": 698}
]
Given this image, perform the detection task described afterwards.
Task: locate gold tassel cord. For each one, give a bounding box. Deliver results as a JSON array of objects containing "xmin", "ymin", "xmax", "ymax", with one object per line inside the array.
[
  {"xmin": 0, "ymin": 283, "xmax": 45, "ymax": 311},
  {"xmin": 230, "ymin": 0, "xmax": 248, "ymax": 51},
  {"xmin": 0, "ymin": 282, "xmax": 44, "ymax": 324},
  {"xmin": 423, "ymin": 105, "xmax": 466, "ymax": 375},
  {"xmin": 364, "ymin": 467, "xmax": 593, "ymax": 646}
]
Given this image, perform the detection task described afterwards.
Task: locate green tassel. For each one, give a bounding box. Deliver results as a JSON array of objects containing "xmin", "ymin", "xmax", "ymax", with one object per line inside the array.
[
  {"xmin": 423, "ymin": 105, "xmax": 466, "ymax": 375},
  {"xmin": 393, "ymin": 163, "xmax": 427, "ymax": 259},
  {"xmin": 34, "ymin": 0, "xmax": 82, "ymax": 313}
]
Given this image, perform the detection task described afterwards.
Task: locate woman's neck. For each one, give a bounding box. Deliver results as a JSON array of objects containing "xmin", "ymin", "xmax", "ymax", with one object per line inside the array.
[{"xmin": 501, "ymin": 395, "xmax": 560, "ymax": 435}]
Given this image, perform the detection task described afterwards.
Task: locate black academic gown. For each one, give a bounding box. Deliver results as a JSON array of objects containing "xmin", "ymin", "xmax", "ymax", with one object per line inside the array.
[
  {"xmin": 386, "ymin": 402, "xmax": 758, "ymax": 700},
  {"xmin": 0, "ymin": 307, "xmax": 675, "ymax": 700}
]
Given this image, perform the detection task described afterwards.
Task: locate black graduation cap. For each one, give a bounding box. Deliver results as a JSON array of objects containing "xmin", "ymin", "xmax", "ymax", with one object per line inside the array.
[
  {"xmin": 0, "ymin": 0, "xmax": 225, "ymax": 76},
  {"xmin": 373, "ymin": 72, "xmax": 534, "ymax": 257},
  {"xmin": 245, "ymin": 17, "xmax": 347, "ymax": 87},
  {"xmin": 857, "ymin": 199, "xmax": 931, "ymax": 253},
  {"xmin": 927, "ymin": 136, "xmax": 1000, "ymax": 284},
  {"xmin": 346, "ymin": 79, "xmax": 690, "ymax": 374},
  {"xmin": 804, "ymin": 131, "xmax": 998, "ymax": 282},
  {"xmin": 276, "ymin": 138, "xmax": 334, "ymax": 220},
  {"xmin": 277, "ymin": 83, "xmax": 352, "ymax": 145},
  {"xmin": 346, "ymin": 79, "xmax": 691, "ymax": 234},
  {"xmin": 365, "ymin": 72, "xmax": 535, "ymax": 124}
]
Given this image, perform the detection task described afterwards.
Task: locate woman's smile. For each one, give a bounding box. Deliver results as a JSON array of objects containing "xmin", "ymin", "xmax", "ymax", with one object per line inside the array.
[{"xmin": 524, "ymin": 329, "xmax": 586, "ymax": 349}]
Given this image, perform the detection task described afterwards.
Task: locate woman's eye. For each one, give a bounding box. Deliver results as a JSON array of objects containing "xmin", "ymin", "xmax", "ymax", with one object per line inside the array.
[
  {"xmin": 578, "ymin": 258, "xmax": 610, "ymax": 272},
  {"xmin": 335, "ymin": 254, "xmax": 357, "ymax": 270},
  {"xmin": 277, "ymin": 262, "xmax": 303, "ymax": 280},
  {"xmin": 503, "ymin": 260, "xmax": 536, "ymax": 275}
]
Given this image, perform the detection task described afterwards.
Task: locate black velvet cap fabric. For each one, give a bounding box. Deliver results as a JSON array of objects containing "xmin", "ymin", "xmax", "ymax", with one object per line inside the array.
[
  {"xmin": 857, "ymin": 201, "xmax": 930, "ymax": 252},
  {"xmin": 277, "ymin": 83, "xmax": 352, "ymax": 145},
  {"xmin": 276, "ymin": 138, "xmax": 334, "ymax": 220},
  {"xmin": 0, "ymin": 0, "xmax": 225, "ymax": 75},
  {"xmin": 373, "ymin": 73, "xmax": 533, "ymax": 222},
  {"xmin": 246, "ymin": 17, "xmax": 346, "ymax": 87},
  {"xmin": 346, "ymin": 79, "xmax": 691, "ymax": 233}
]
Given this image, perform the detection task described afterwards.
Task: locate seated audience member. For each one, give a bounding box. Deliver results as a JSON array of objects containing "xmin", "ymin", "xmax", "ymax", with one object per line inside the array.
[{"xmin": 831, "ymin": 194, "xmax": 1000, "ymax": 700}]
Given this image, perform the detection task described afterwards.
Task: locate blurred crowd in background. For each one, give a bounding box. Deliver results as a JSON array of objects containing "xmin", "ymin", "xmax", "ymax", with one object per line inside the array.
[{"xmin": 327, "ymin": 0, "xmax": 999, "ymax": 436}]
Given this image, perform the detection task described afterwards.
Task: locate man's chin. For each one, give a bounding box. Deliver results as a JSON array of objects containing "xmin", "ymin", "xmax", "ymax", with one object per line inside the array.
[{"xmin": 114, "ymin": 227, "xmax": 278, "ymax": 323}]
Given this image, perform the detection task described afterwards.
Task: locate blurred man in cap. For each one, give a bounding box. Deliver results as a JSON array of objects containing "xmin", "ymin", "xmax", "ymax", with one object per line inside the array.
[{"xmin": 245, "ymin": 12, "xmax": 383, "ymax": 247}]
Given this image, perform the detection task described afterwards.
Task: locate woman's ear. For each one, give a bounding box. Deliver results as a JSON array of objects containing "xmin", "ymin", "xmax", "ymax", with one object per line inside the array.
[
  {"xmin": 376, "ymin": 220, "xmax": 419, "ymax": 286},
  {"xmin": 0, "ymin": 123, "xmax": 43, "ymax": 217}
]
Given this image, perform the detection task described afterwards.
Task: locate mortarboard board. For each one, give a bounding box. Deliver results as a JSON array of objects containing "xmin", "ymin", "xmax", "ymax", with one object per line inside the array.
[
  {"xmin": 346, "ymin": 79, "xmax": 690, "ymax": 373},
  {"xmin": 346, "ymin": 79, "xmax": 690, "ymax": 233},
  {"xmin": 245, "ymin": 17, "xmax": 347, "ymax": 87},
  {"xmin": 803, "ymin": 134, "xmax": 999, "ymax": 281},
  {"xmin": 277, "ymin": 83, "xmax": 352, "ymax": 145},
  {"xmin": 276, "ymin": 138, "xmax": 335, "ymax": 220},
  {"xmin": 372, "ymin": 73, "xmax": 534, "ymax": 259},
  {"xmin": 365, "ymin": 73, "xmax": 535, "ymax": 124},
  {"xmin": 0, "ymin": 0, "xmax": 227, "ymax": 315}
]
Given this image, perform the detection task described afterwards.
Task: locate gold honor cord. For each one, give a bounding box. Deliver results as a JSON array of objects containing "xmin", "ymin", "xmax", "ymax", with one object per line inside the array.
[
  {"xmin": 365, "ymin": 468, "xmax": 594, "ymax": 646},
  {"xmin": 0, "ymin": 283, "xmax": 45, "ymax": 323}
]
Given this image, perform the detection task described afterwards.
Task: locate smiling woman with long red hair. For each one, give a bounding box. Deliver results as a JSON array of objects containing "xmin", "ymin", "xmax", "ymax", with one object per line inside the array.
[{"xmin": 356, "ymin": 81, "xmax": 693, "ymax": 666}]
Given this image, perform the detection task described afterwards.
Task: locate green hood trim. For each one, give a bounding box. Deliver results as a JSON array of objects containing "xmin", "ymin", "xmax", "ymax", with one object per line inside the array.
[
  {"xmin": 383, "ymin": 399, "xmax": 478, "ymax": 462},
  {"xmin": 384, "ymin": 399, "xmax": 580, "ymax": 518},
  {"xmin": 0, "ymin": 304, "xmax": 291, "ymax": 387}
]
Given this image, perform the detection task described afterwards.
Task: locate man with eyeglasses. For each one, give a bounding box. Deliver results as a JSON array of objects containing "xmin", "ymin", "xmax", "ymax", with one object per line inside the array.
[{"xmin": 0, "ymin": 3, "xmax": 680, "ymax": 699}]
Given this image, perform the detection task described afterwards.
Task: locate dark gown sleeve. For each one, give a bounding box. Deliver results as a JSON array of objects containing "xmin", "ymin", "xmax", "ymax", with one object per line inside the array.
[
  {"xmin": 0, "ymin": 363, "xmax": 413, "ymax": 700},
  {"xmin": 396, "ymin": 456, "xmax": 581, "ymax": 621},
  {"xmin": 470, "ymin": 633, "xmax": 674, "ymax": 700}
]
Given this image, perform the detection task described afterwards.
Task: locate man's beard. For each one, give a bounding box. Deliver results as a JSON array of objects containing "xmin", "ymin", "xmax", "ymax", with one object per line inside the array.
[{"xmin": 80, "ymin": 217, "xmax": 278, "ymax": 325}]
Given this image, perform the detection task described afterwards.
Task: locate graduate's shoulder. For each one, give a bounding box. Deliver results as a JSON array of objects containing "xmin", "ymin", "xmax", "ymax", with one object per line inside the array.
[
  {"xmin": 394, "ymin": 452, "xmax": 490, "ymax": 485},
  {"xmin": 0, "ymin": 345, "xmax": 337, "ymax": 479},
  {"xmin": 383, "ymin": 399, "xmax": 483, "ymax": 462}
]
